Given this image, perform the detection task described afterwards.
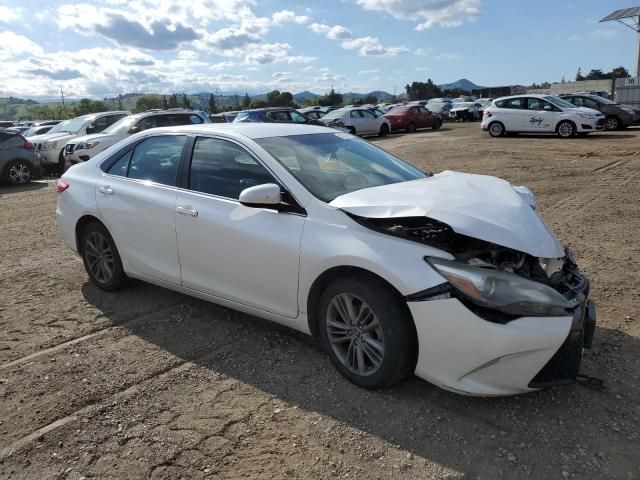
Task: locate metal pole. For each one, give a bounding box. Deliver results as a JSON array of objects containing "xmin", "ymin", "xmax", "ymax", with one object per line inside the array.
[{"xmin": 636, "ymin": 22, "xmax": 640, "ymax": 77}]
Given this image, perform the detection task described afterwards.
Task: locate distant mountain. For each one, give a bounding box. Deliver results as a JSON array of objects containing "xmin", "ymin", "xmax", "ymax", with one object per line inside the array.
[
  {"xmin": 438, "ymin": 79, "xmax": 482, "ymax": 91},
  {"xmin": 293, "ymin": 91, "xmax": 319, "ymax": 103}
]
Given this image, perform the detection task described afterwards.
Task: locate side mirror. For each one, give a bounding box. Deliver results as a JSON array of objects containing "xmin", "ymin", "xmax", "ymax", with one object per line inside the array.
[
  {"xmin": 543, "ymin": 105, "xmax": 552, "ymax": 111},
  {"xmin": 239, "ymin": 183, "xmax": 282, "ymax": 208},
  {"xmin": 128, "ymin": 126, "xmax": 140, "ymax": 134},
  {"xmin": 86, "ymin": 124, "xmax": 97, "ymax": 134}
]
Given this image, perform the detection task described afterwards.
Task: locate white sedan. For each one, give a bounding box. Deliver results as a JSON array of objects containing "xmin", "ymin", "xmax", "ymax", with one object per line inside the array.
[
  {"xmin": 56, "ymin": 124, "xmax": 596, "ymax": 396},
  {"xmin": 319, "ymin": 107, "xmax": 390, "ymax": 137}
]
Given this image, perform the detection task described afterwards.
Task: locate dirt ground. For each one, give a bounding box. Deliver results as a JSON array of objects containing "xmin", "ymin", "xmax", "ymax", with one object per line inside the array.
[{"xmin": 1, "ymin": 123, "xmax": 639, "ymax": 479}]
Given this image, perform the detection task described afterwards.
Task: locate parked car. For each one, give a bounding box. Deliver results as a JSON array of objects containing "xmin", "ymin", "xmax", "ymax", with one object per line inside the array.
[
  {"xmin": 428, "ymin": 102, "xmax": 453, "ymax": 118},
  {"xmin": 30, "ymin": 111, "xmax": 130, "ymax": 172},
  {"xmin": 299, "ymin": 107, "xmax": 329, "ymax": 121},
  {"xmin": 65, "ymin": 109, "xmax": 210, "ymax": 165},
  {"xmin": 210, "ymin": 111, "xmax": 239, "ymax": 123},
  {"xmin": 384, "ymin": 105, "xmax": 442, "ymax": 132},
  {"xmin": 559, "ymin": 94, "xmax": 640, "ymax": 130},
  {"xmin": 319, "ymin": 107, "xmax": 390, "ymax": 136},
  {"xmin": 449, "ymin": 102, "xmax": 483, "ymax": 121},
  {"xmin": 23, "ymin": 125, "xmax": 53, "ymax": 138},
  {"xmin": 0, "ymin": 128, "xmax": 40, "ymax": 185},
  {"xmin": 482, "ymin": 95, "xmax": 605, "ymax": 138},
  {"xmin": 234, "ymin": 107, "xmax": 321, "ymax": 125},
  {"xmin": 56, "ymin": 123, "xmax": 596, "ymax": 396}
]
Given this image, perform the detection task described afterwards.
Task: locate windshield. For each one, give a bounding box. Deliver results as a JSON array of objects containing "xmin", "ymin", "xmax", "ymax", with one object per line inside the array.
[
  {"xmin": 103, "ymin": 116, "xmax": 135, "ymax": 134},
  {"xmin": 255, "ymin": 133, "xmax": 427, "ymax": 202},
  {"xmin": 321, "ymin": 109, "xmax": 346, "ymax": 120},
  {"xmin": 46, "ymin": 120, "xmax": 70, "ymax": 134},
  {"xmin": 50, "ymin": 117, "xmax": 89, "ymax": 134},
  {"xmin": 544, "ymin": 96, "xmax": 577, "ymax": 109},
  {"xmin": 595, "ymin": 97, "xmax": 617, "ymax": 105}
]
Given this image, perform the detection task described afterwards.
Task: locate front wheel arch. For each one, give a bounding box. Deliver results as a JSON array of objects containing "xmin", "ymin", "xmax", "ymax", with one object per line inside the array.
[
  {"xmin": 306, "ymin": 266, "xmax": 410, "ymax": 341},
  {"xmin": 75, "ymin": 215, "xmax": 108, "ymax": 254}
]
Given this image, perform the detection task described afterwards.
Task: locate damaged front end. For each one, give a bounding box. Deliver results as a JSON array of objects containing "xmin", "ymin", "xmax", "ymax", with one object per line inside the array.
[{"xmin": 350, "ymin": 214, "xmax": 597, "ymax": 389}]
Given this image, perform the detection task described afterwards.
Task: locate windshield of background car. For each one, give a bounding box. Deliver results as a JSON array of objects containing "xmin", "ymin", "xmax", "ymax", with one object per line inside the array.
[
  {"xmin": 544, "ymin": 96, "xmax": 577, "ymax": 109},
  {"xmin": 454, "ymin": 102, "xmax": 474, "ymax": 108},
  {"xmin": 55, "ymin": 117, "xmax": 89, "ymax": 134},
  {"xmin": 255, "ymin": 133, "xmax": 427, "ymax": 202},
  {"xmin": 321, "ymin": 109, "xmax": 346, "ymax": 121},
  {"xmin": 103, "ymin": 116, "xmax": 136, "ymax": 134},
  {"xmin": 46, "ymin": 121, "xmax": 71, "ymax": 134}
]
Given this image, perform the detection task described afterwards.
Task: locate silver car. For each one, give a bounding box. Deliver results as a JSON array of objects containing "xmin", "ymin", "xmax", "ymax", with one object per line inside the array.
[{"xmin": 0, "ymin": 128, "xmax": 40, "ymax": 185}]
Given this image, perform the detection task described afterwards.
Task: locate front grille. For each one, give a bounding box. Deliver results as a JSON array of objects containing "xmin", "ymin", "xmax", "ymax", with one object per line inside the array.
[{"xmin": 65, "ymin": 144, "xmax": 75, "ymax": 154}]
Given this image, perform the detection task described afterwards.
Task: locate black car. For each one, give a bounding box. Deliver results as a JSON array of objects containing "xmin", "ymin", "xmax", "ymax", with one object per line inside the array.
[
  {"xmin": 233, "ymin": 107, "xmax": 322, "ymax": 125},
  {"xmin": 560, "ymin": 94, "xmax": 640, "ymax": 130}
]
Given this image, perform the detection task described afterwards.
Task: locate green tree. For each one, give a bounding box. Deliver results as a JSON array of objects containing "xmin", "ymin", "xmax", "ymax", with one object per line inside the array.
[
  {"xmin": 242, "ymin": 92, "xmax": 251, "ymax": 109},
  {"xmin": 585, "ymin": 69, "xmax": 607, "ymax": 80},
  {"xmin": 318, "ymin": 88, "xmax": 343, "ymax": 107},
  {"xmin": 162, "ymin": 95, "xmax": 169, "ymax": 109},
  {"xmin": 168, "ymin": 93, "xmax": 179, "ymax": 108},
  {"xmin": 135, "ymin": 95, "xmax": 162, "ymax": 112},
  {"xmin": 208, "ymin": 94, "xmax": 218, "ymax": 114},
  {"xmin": 405, "ymin": 79, "xmax": 442, "ymax": 101},
  {"xmin": 611, "ymin": 66, "xmax": 629, "ymax": 79},
  {"xmin": 575, "ymin": 67, "xmax": 584, "ymax": 81},
  {"xmin": 180, "ymin": 93, "xmax": 191, "ymax": 109},
  {"xmin": 73, "ymin": 98, "xmax": 107, "ymax": 116},
  {"xmin": 117, "ymin": 95, "xmax": 124, "ymax": 110},
  {"xmin": 250, "ymin": 99, "xmax": 268, "ymax": 108}
]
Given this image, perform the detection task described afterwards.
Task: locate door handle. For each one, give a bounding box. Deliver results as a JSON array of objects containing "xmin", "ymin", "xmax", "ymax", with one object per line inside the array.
[
  {"xmin": 176, "ymin": 205, "xmax": 198, "ymax": 217},
  {"xmin": 99, "ymin": 185, "xmax": 113, "ymax": 195}
]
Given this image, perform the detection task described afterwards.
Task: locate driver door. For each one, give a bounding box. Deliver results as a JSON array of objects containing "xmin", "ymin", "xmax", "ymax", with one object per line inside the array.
[
  {"xmin": 174, "ymin": 136, "xmax": 305, "ymax": 318},
  {"xmin": 522, "ymin": 97, "xmax": 558, "ymax": 132}
]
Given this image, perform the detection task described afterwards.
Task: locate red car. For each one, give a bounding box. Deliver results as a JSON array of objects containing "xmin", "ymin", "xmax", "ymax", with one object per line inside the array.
[{"xmin": 384, "ymin": 105, "xmax": 442, "ymax": 133}]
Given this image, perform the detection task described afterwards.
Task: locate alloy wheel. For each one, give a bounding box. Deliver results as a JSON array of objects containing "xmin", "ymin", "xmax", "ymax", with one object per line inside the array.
[
  {"xmin": 8, "ymin": 163, "xmax": 31, "ymax": 184},
  {"xmin": 558, "ymin": 122, "xmax": 574, "ymax": 137},
  {"xmin": 84, "ymin": 231, "xmax": 114, "ymax": 284},
  {"xmin": 325, "ymin": 293, "xmax": 385, "ymax": 376},
  {"xmin": 489, "ymin": 122, "xmax": 503, "ymax": 137},
  {"xmin": 604, "ymin": 117, "xmax": 619, "ymax": 130}
]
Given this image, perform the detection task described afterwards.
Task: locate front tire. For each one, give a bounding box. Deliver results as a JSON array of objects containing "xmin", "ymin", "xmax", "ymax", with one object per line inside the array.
[
  {"xmin": 406, "ymin": 122, "xmax": 416, "ymax": 133},
  {"xmin": 488, "ymin": 121, "xmax": 505, "ymax": 137},
  {"xmin": 318, "ymin": 274, "xmax": 417, "ymax": 389},
  {"xmin": 432, "ymin": 119, "xmax": 442, "ymax": 130},
  {"xmin": 557, "ymin": 120, "xmax": 575, "ymax": 138},
  {"xmin": 3, "ymin": 160, "xmax": 32, "ymax": 185},
  {"xmin": 604, "ymin": 116, "xmax": 620, "ymax": 131},
  {"xmin": 379, "ymin": 123, "xmax": 389, "ymax": 137},
  {"xmin": 80, "ymin": 222, "xmax": 128, "ymax": 291}
]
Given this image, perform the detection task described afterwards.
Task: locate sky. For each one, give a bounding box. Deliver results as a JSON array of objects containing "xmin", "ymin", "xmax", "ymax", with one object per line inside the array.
[{"xmin": 0, "ymin": 0, "xmax": 637, "ymax": 99}]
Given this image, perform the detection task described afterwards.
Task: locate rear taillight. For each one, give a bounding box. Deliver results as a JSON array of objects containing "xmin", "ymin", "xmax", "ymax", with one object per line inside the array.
[
  {"xmin": 57, "ymin": 178, "xmax": 69, "ymax": 193},
  {"xmin": 484, "ymin": 109, "xmax": 492, "ymax": 117},
  {"xmin": 23, "ymin": 141, "xmax": 34, "ymax": 150}
]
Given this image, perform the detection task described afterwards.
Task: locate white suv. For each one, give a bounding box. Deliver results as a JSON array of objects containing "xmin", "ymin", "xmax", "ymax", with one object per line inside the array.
[
  {"xmin": 319, "ymin": 107, "xmax": 390, "ymax": 137},
  {"xmin": 30, "ymin": 111, "xmax": 130, "ymax": 172},
  {"xmin": 481, "ymin": 94, "xmax": 605, "ymax": 138}
]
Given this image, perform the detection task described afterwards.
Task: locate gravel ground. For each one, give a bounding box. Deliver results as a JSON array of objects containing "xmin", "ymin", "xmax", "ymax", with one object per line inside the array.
[{"xmin": 0, "ymin": 123, "xmax": 639, "ymax": 479}]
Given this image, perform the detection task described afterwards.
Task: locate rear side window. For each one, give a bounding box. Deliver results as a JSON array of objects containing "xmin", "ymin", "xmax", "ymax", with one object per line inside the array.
[
  {"xmin": 188, "ymin": 137, "xmax": 275, "ymax": 199},
  {"xmin": 495, "ymin": 98, "xmax": 525, "ymax": 109},
  {"xmin": 107, "ymin": 135, "xmax": 186, "ymax": 186},
  {"xmin": 135, "ymin": 116, "xmax": 157, "ymax": 131},
  {"xmin": 350, "ymin": 110, "xmax": 362, "ymax": 118},
  {"xmin": 92, "ymin": 116, "xmax": 110, "ymax": 133},
  {"xmin": 266, "ymin": 111, "xmax": 291, "ymax": 122},
  {"xmin": 0, "ymin": 134, "xmax": 23, "ymax": 147}
]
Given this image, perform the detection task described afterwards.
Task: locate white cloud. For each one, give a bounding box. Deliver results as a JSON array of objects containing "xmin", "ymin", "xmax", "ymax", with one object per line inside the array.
[
  {"xmin": 358, "ymin": 69, "xmax": 380, "ymax": 74},
  {"xmin": 354, "ymin": 0, "xmax": 480, "ymax": 30},
  {"xmin": 0, "ymin": 6, "xmax": 21, "ymax": 22},
  {"xmin": 308, "ymin": 22, "xmax": 407, "ymax": 56},
  {"xmin": 271, "ymin": 10, "xmax": 309, "ymax": 25},
  {"xmin": 413, "ymin": 47, "xmax": 461, "ymax": 60},
  {"xmin": 0, "ymin": 31, "xmax": 43, "ymax": 59}
]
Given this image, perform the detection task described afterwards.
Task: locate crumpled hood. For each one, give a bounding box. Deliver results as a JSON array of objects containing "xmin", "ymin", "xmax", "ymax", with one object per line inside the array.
[{"xmin": 330, "ymin": 171, "xmax": 564, "ymax": 258}]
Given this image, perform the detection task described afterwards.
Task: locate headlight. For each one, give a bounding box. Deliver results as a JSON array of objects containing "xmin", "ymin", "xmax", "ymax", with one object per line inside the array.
[
  {"xmin": 85, "ymin": 142, "xmax": 100, "ymax": 149},
  {"xmin": 42, "ymin": 141, "xmax": 58, "ymax": 150},
  {"xmin": 426, "ymin": 257, "xmax": 573, "ymax": 316},
  {"xmin": 578, "ymin": 113, "xmax": 595, "ymax": 119}
]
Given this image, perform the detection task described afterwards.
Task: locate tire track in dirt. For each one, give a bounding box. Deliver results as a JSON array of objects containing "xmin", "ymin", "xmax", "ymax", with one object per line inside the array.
[{"xmin": 0, "ymin": 333, "xmax": 248, "ymax": 460}]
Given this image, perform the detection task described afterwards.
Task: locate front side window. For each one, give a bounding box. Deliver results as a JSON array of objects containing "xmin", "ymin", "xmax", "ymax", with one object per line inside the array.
[
  {"xmin": 107, "ymin": 135, "xmax": 186, "ymax": 186},
  {"xmin": 527, "ymin": 98, "xmax": 553, "ymax": 111},
  {"xmin": 135, "ymin": 116, "xmax": 158, "ymax": 131},
  {"xmin": 360, "ymin": 110, "xmax": 375, "ymax": 118},
  {"xmin": 266, "ymin": 111, "xmax": 291, "ymax": 122},
  {"xmin": 256, "ymin": 133, "xmax": 427, "ymax": 202},
  {"xmin": 188, "ymin": 137, "xmax": 275, "ymax": 199},
  {"xmin": 350, "ymin": 110, "xmax": 362, "ymax": 118},
  {"xmin": 290, "ymin": 111, "xmax": 308, "ymax": 123},
  {"xmin": 582, "ymin": 98, "xmax": 601, "ymax": 109}
]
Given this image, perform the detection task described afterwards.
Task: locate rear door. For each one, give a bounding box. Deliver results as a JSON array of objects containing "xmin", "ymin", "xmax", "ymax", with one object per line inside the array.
[
  {"xmin": 96, "ymin": 134, "xmax": 187, "ymax": 284},
  {"xmin": 174, "ymin": 136, "xmax": 305, "ymax": 317},
  {"xmin": 494, "ymin": 97, "xmax": 526, "ymax": 130},
  {"xmin": 359, "ymin": 109, "xmax": 378, "ymax": 133}
]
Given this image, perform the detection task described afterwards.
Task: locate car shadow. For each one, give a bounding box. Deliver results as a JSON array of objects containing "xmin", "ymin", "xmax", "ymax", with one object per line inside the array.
[
  {"xmin": 0, "ymin": 181, "xmax": 49, "ymax": 194},
  {"xmin": 81, "ymin": 280, "xmax": 639, "ymax": 478},
  {"xmin": 369, "ymin": 127, "xmax": 453, "ymax": 141},
  {"xmin": 507, "ymin": 133, "xmax": 637, "ymax": 140}
]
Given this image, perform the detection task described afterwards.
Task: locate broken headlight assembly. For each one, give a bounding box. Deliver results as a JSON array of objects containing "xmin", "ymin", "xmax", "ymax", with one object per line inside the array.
[{"xmin": 425, "ymin": 257, "xmax": 575, "ymax": 317}]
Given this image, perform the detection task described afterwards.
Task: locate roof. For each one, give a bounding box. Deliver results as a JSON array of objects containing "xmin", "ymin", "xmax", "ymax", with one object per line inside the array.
[
  {"xmin": 135, "ymin": 122, "xmax": 337, "ymax": 140},
  {"xmin": 241, "ymin": 107, "xmax": 296, "ymax": 113},
  {"xmin": 78, "ymin": 110, "xmax": 130, "ymax": 120}
]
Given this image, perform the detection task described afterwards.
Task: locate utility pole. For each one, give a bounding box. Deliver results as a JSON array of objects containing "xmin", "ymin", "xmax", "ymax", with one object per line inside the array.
[{"xmin": 60, "ymin": 88, "xmax": 65, "ymax": 119}]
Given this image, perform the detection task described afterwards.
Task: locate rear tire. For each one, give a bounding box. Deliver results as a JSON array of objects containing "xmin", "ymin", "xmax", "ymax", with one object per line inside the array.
[
  {"xmin": 406, "ymin": 122, "xmax": 416, "ymax": 133},
  {"xmin": 557, "ymin": 120, "xmax": 575, "ymax": 138},
  {"xmin": 347, "ymin": 126, "xmax": 356, "ymax": 135},
  {"xmin": 318, "ymin": 274, "xmax": 417, "ymax": 389},
  {"xmin": 379, "ymin": 123, "xmax": 389, "ymax": 137},
  {"xmin": 80, "ymin": 222, "xmax": 128, "ymax": 292},
  {"xmin": 3, "ymin": 160, "xmax": 32, "ymax": 185},
  {"xmin": 488, "ymin": 121, "xmax": 505, "ymax": 137},
  {"xmin": 432, "ymin": 120, "xmax": 442, "ymax": 130}
]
